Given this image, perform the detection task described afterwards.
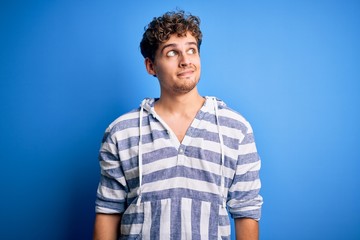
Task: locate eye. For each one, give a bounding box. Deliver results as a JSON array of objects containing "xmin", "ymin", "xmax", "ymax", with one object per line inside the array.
[
  {"xmin": 187, "ymin": 48, "xmax": 197, "ymax": 55},
  {"xmin": 166, "ymin": 50, "xmax": 177, "ymax": 57}
]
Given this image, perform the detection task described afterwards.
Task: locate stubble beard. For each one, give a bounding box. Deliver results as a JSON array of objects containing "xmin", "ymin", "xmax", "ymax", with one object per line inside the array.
[{"xmin": 172, "ymin": 74, "xmax": 201, "ymax": 94}]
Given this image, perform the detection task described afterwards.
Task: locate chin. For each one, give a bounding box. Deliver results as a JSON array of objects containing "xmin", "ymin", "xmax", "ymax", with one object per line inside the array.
[{"xmin": 173, "ymin": 83, "xmax": 198, "ymax": 93}]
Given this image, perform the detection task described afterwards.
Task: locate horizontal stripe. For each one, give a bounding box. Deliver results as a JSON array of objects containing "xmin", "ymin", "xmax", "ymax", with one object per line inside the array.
[
  {"xmin": 233, "ymin": 170, "xmax": 260, "ymax": 182},
  {"xmin": 186, "ymin": 146, "xmax": 238, "ymax": 170},
  {"xmin": 142, "ymin": 177, "xmax": 221, "ymax": 195},
  {"xmin": 119, "ymin": 144, "xmax": 178, "ymax": 165},
  {"xmin": 116, "ymin": 130, "xmax": 170, "ymax": 151},
  {"xmin": 108, "ymin": 109, "xmax": 140, "ymax": 127},
  {"xmin": 188, "ymin": 127, "xmax": 229, "ymax": 144},
  {"xmin": 95, "ymin": 206, "xmax": 123, "ymax": 214},
  {"xmin": 99, "ymin": 143, "xmax": 118, "ymax": 161},
  {"xmin": 142, "ymin": 165, "xmax": 222, "ymax": 186},
  {"xmin": 189, "ymin": 116, "xmax": 245, "ymax": 143},
  {"xmin": 228, "ymin": 196, "xmax": 263, "ymax": 210},
  {"xmin": 238, "ymin": 142, "xmax": 257, "ymax": 155},
  {"xmin": 140, "ymin": 188, "xmax": 223, "ymax": 205},
  {"xmin": 238, "ymin": 152, "xmax": 260, "ymax": 164},
  {"xmin": 111, "ymin": 117, "xmax": 141, "ymax": 132},
  {"xmin": 121, "ymin": 223, "xmax": 143, "ymax": 236},
  {"xmin": 241, "ymin": 133, "xmax": 255, "ymax": 144},
  {"xmin": 100, "ymin": 167, "xmax": 124, "ymax": 179},
  {"xmin": 141, "ymin": 155, "xmax": 235, "ymax": 184},
  {"xmin": 235, "ymin": 161, "xmax": 261, "ymax": 175},
  {"xmin": 99, "ymin": 175, "xmax": 125, "ymax": 190},
  {"xmin": 227, "ymin": 190, "xmax": 261, "ymax": 204},
  {"xmin": 197, "ymin": 109, "xmax": 247, "ymax": 132},
  {"xmin": 185, "ymin": 146, "xmax": 221, "ymax": 165},
  {"xmin": 96, "ymin": 97, "xmax": 262, "ymax": 238},
  {"xmin": 97, "ymin": 185, "xmax": 126, "ymax": 200},
  {"xmin": 117, "ymin": 136, "xmax": 139, "ymax": 151},
  {"xmin": 95, "ymin": 198, "xmax": 125, "ymax": 212},
  {"xmin": 230, "ymin": 179, "xmax": 261, "ymax": 192},
  {"xmin": 121, "ymin": 212, "xmax": 144, "ymax": 225},
  {"xmin": 142, "ymin": 147, "xmax": 179, "ymax": 165},
  {"xmin": 230, "ymin": 208, "xmax": 262, "ymax": 221},
  {"xmin": 126, "ymin": 176, "xmax": 234, "ymax": 196},
  {"xmin": 187, "ymin": 134, "xmax": 239, "ymax": 155},
  {"xmin": 120, "ymin": 234, "xmax": 142, "ymax": 240},
  {"xmin": 111, "ymin": 122, "xmax": 165, "ymax": 142},
  {"xmin": 140, "ymin": 156, "xmax": 177, "ymax": 177},
  {"xmin": 116, "ymin": 132, "xmax": 240, "ymax": 163}
]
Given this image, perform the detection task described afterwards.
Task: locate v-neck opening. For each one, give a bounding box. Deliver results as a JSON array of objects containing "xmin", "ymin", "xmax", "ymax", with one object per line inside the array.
[
  {"xmin": 150, "ymin": 97, "xmax": 209, "ymax": 148},
  {"xmin": 179, "ymin": 102, "xmax": 207, "ymax": 146}
]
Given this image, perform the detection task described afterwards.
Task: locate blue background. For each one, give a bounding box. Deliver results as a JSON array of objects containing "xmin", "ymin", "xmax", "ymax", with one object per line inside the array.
[{"xmin": 1, "ymin": 1, "xmax": 359, "ymax": 239}]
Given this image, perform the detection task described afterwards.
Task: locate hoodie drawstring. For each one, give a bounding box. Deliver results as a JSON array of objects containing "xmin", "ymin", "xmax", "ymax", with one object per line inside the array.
[
  {"xmin": 212, "ymin": 97, "xmax": 227, "ymax": 208},
  {"xmin": 136, "ymin": 99, "xmax": 146, "ymax": 206}
]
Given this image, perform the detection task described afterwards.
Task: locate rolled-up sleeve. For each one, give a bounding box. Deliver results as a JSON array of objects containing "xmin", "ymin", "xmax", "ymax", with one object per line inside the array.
[
  {"xmin": 95, "ymin": 127, "xmax": 128, "ymax": 214},
  {"xmin": 227, "ymin": 122, "xmax": 263, "ymax": 221}
]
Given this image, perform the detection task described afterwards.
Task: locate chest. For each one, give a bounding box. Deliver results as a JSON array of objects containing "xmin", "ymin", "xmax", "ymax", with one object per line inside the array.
[
  {"xmin": 118, "ymin": 113, "xmax": 240, "ymax": 192},
  {"xmin": 164, "ymin": 115, "xmax": 194, "ymax": 142}
]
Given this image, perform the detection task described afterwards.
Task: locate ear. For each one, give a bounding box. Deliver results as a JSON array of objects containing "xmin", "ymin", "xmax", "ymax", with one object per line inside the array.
[{"xmin": 145, "ymin": 58, "xmax": 156, "ymax": 76}]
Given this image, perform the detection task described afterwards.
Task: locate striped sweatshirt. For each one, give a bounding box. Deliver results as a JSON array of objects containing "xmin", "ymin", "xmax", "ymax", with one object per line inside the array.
[{"xmin": 95, "ymin": 97, "xmax": 263, "ymax": 240}]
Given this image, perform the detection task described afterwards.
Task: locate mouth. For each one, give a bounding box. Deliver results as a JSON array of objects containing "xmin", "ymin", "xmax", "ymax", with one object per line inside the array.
[{"xmin": 177, "ymin": 69, "xmax": 195, "ymax": 78}]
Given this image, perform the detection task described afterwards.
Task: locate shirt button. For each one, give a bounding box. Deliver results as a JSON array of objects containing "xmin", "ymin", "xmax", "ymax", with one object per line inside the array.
[{"xmin": 179, "ymin": 148, "xmax": 184, "ymax": 154}]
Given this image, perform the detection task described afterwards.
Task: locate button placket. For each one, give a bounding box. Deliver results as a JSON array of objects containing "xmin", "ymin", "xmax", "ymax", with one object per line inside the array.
[{"xmin": 177, "ymin": 145, "xmax": 186, "ymax": 164}]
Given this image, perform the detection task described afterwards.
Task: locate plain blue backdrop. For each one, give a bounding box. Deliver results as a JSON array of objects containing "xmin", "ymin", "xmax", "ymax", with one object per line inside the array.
[{"xmin": 1, "ymin": 0, "xmax": 359, "ymax": 239}]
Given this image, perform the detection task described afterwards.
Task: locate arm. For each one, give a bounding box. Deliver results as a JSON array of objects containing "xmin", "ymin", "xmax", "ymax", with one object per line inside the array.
[
  {"xmin": 235, "ymin": 218, "xmax": 259, "ymax": 240},
  {"xmin": 227, "ymin": 120, "xmax": 263, "ymax": 236},
  {"xmin": 94, "ymin": 125, "xmax": 128, "ymax": 239},
  {"xmin": 93, "ymin": 213, "xmax": 121, "ymax": 240}
]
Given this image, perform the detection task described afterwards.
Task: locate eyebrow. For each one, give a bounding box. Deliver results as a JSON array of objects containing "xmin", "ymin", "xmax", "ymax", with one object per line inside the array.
[{"xmin": 160, "ymin": 41, "xmax": 198, "ymax": 54}]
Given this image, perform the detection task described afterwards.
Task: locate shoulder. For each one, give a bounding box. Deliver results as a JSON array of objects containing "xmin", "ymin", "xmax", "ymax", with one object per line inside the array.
[
  {"xmin": 99, "ymin": 107, "xmax": 140, "ymax": 144},
  {"xmin": 108, "ymin": 108, "xmax": 140, "ymax": 130},
  {"xmin": 104, "ymin": 98, "xmax": 155, "ymax": 136},
  {"xmin": 210, "ymin": 96, "xmax": 253, "ymax": 133}
]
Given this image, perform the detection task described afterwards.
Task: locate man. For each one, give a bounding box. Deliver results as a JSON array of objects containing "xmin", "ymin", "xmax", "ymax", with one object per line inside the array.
[{"xmin": 93, "ymin": 10, "xmax": 263, "ymax": 240}]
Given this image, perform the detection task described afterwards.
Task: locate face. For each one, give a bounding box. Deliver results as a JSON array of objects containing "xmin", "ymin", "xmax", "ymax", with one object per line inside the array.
[{"xmin": 145, "ymin": 32, "xmax": 201, "ymax": 95}]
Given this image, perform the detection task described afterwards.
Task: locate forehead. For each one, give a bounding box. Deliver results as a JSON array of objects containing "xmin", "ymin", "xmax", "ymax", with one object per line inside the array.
[{"xmin": 159, "ymin": 33, "xmax": 198, "ymax": 49}]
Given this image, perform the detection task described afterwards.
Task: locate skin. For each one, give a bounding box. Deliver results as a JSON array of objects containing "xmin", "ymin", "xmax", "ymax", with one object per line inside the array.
[
  {"xmin": 93, "ymin": 31, "xmax": 259, "ymax": 239},
  {"xmin": 235, "ymin": 218, "xmax": 259, "ymax": 240},
  {"xmin": 93, "ymin": 213, "xmax": 121, "ymax": 240},
  {"xmin": 145, "ymin": 32, "xmax": 204, "ymax": 142}
]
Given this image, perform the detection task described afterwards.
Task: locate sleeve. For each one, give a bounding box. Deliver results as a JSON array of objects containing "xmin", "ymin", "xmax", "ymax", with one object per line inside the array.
[
  {"xmin": 227, "ymin": 121, "xmax": 263, "ymax": 221},
  {"xmin": 95, "ymin": 126, "xmax": 128, "ymax": 214}
]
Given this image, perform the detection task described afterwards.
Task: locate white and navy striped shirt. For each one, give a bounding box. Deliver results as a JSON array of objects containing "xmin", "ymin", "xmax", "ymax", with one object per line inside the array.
[{"xmin": 96, "ymin": 97, "xmax": 263, "ymax": 240}]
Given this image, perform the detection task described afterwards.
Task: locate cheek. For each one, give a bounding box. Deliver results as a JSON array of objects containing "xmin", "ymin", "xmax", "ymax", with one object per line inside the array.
[
  {"xmin": 157, "ymin": 62, "xmax": 177, "ymax": 74},
  {"xmin": 154, "ymin": 66, "xmax": 170, "ymax": 79},
  {"xmin": 192, "ymin": 56, "xmax": 201, "ymax": 66}
]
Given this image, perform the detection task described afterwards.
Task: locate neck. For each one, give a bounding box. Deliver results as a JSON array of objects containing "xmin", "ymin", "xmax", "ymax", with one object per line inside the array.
[{"xmin": 155, "ymin": 88, "xmax": 205, "ymax": 115}]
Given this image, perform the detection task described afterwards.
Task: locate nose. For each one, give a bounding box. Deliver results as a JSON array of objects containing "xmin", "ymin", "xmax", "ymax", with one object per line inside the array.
[{"xmin": 179, "ymin": 52, "xmax": 191, "ymax": 67}]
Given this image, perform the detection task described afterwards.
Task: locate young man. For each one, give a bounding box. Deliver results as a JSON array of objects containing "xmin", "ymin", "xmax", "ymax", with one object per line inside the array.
[{"xmin": 93, "ymin": 10, "xmax": 263, "ymax": 240}]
